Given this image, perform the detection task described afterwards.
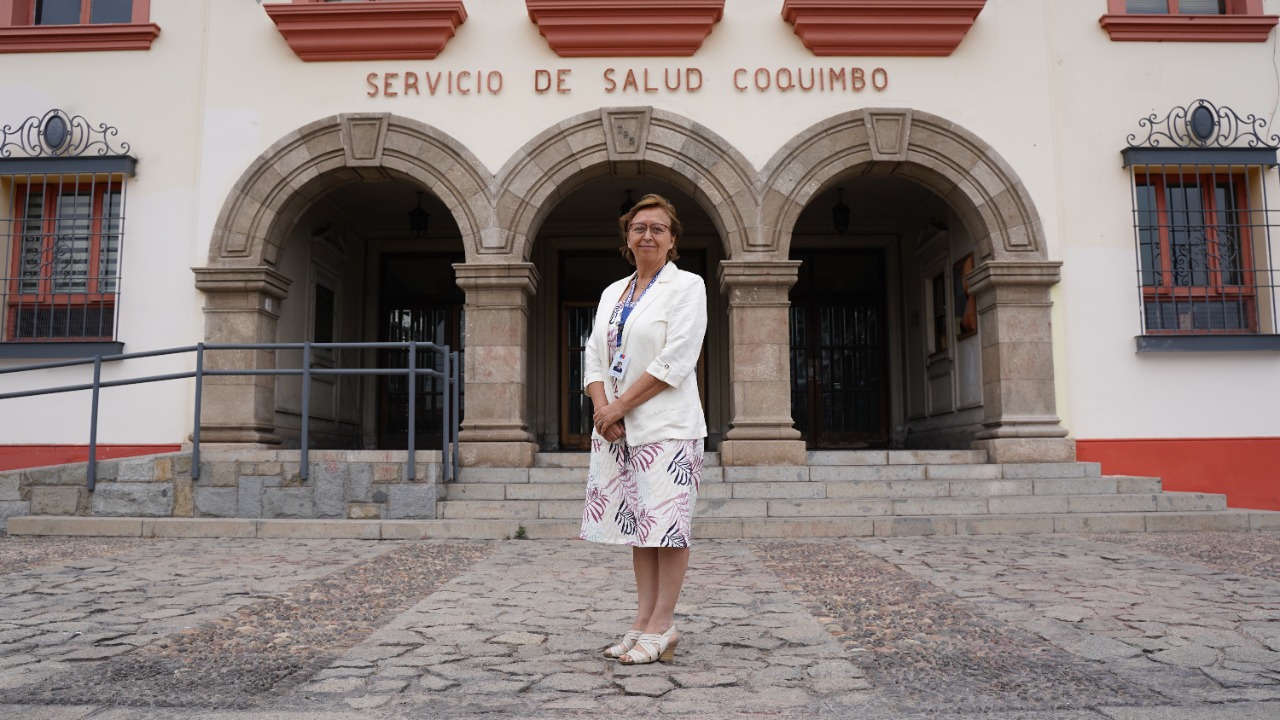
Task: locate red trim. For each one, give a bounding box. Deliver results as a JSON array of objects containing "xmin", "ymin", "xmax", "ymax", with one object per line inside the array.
[
  {"xmin": 264, "ymin": 1, "xmax": 467, "ymax": 62},
  {"xmin": 0, "ymin": 444, "xmax": 182, "ymax": 471},
  {"xmin": 0, "ymin": 22, "xmax": 158, "ymax": 53},
  {"xmin": 1100, "ymin": 0, "xmax": 1276, "ymax": 42},
  {"xmin": 781, "ymin": 0, "xmax": 986, "ymax": 57},
  {"xmin": 1100, "ymin": 14, "xmax": 1278, "ymax": 41},
  {"xmin": 525, "ymin": 0, "xmax": 724, "ymax": 58},
  {"xmin": 1076, "ymin": 438, "xmax": 1280, "ymax": 511},
  {"xmin": 0, "ymin": 0, "xmax": 157, "ymax": 53}
]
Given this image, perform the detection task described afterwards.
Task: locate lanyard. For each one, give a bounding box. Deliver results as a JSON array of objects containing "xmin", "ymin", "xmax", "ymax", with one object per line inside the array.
[{"xmin": 616, "ymin": 265, "xmax": 663, "ymax": 348}]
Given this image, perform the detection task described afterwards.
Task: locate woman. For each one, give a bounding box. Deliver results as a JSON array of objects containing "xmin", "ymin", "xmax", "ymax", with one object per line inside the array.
[{"xmin": 580, "ymin": 193, "xmax": 707, "ymax": 665}]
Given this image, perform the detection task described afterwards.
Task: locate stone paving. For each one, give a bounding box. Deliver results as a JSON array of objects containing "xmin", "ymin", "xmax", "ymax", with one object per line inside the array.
[{"xmin": 0, "ymin": 532, "xmax": 1276, "ymax": 719}]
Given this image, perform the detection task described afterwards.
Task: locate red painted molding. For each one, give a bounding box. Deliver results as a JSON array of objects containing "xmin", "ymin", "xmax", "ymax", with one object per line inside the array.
[
  {"xmin": 1077, "ymin": 437, "xmax": 1280, "ymax": 511},
  {"xmin": 264, "ymin": 1, "xmax": 467, "ymax": 61},
  {"xmin": 782, "ymin": 0, "xmax": 987, "ymax": 57},
  {"xmin": 0, "ymin": 444, "xmax": 182, "ymax": 471},
  {"xmin": 1099, "ymin": 14, "xmax": 1277, "ymax": 42},
  {"xmin": 525, "ymin": 0, "xmax": 725, "ymax": 58},
  {"xmin": 0, "ymin": 23, "xmax": 159, "ymax": 53}
]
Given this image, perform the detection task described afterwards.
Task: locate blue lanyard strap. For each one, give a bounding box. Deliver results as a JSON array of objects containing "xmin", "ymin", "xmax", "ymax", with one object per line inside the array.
[{"xmin": 617, "ymin": 266, "xmax": 663, "ymax": 348}]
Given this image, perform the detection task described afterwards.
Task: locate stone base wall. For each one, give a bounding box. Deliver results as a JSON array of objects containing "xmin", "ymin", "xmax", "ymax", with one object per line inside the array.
[{"xmin": 0, "ymin": 447, "xmax": 442, "ymax": 532}]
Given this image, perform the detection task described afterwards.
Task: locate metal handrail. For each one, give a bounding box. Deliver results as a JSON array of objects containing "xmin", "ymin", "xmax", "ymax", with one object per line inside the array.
[{"xmin": 0, "ymin": 341, "xmax": 461, "ymax": 490}]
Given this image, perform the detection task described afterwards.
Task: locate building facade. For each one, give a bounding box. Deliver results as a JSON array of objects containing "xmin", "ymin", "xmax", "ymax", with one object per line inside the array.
[{"xmin": 1, "ymin": 0, "xmax": 1277, "ymax": 510}]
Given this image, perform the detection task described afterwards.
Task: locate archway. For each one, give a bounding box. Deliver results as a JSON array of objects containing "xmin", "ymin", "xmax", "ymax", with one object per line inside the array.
[
  {"xmin": 197, "ymin": 114, "xmax": 490, "ymax": 445},
  {"xmin": 761, "ymin": 109, "xmax": 1072, "ymax": 463}
]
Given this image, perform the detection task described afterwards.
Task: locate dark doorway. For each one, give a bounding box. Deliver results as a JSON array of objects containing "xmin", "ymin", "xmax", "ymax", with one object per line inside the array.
[
  {"xmin": 377, "ymin": 252, "xmax": 464, "ymax": 450},
  {"xmin": 789, "ymin": 249, "xmax": 889, "ymax": 447}
]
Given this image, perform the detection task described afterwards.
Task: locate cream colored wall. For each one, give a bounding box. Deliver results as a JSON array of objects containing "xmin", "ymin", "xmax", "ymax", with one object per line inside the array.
[
  {"xmin": 2, "ymin": 0, "xmax": 1278, "ymax": 445},
  {"xmin": 1046, "ymin": 0, "xmax": 1280, "ymax": 440},
  {"xmin": 0, "ymin": 0, "xmax": 211, "ymax": 444}
]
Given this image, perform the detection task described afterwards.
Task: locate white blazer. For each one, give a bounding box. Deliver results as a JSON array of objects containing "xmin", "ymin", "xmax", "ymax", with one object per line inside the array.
[{"xmin": 583, "ymin": 262, "xmax": 708, "ymax": 446}]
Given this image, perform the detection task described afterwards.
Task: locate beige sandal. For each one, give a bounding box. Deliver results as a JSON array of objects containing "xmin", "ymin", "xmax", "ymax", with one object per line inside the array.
[
  {"xmin": 618, "ymin": 626, "xmax": 678, "ymax": 665},
  {"xmin": 603, "ymin": 630, "xmax": 643, "ymax": 659}
]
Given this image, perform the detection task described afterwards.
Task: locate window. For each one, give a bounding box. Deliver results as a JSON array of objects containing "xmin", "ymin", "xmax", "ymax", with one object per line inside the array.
[
  {"xmin": 1123, "ymin": 101, "xmax": 1280, "ymax": 347},
  {"xmin": 1100, "ymin": 0, "xmax": 1277, "ymax": 41},
  {"xmin": 1133, "ymin": 172, "xmax": 1258, "ymax": 332},
  {"xmin": 3, "ymin": 176, "xmax": 124, "ymax": 341},
  {"xmin": 33, "ymin": 0, "xmax": 133, "ymax": 24},
  {"xmin": 1125, "ymin": 0, "xmax": 1225, "ymax": 13},
  {"xmin": 0, "ymin": 0, "xmax": 158, "ymax": 53}
]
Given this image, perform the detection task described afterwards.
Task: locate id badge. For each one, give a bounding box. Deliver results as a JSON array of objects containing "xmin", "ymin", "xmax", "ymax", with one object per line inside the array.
[{"xmin": 608, "ymin": 353, "xmax": 630, "ymax": 380}]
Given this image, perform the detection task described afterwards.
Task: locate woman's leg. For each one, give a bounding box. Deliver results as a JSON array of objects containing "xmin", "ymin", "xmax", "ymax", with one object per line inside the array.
[
  {"xmin": 631, "ymin": 547, "xmax": 659, "ymax": 631},
  {"xmin": 621, "ymin": 547, "xmax": 689, "ymax": 662},
  {"xmin": 630, "ymin": 547, "xmax": 689, "ymax": 633},
  {"xmin": 645, "ymin": 547, "xmax": 689, "ymax": 634}
]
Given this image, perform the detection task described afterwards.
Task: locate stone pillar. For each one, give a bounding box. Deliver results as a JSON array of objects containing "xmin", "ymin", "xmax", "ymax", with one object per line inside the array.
[
  {"xmin": 966, "ymin": 260, "xmax": 1076, "ymax": 463},
  {"xmin": 454, "ymin": 262, "xmax": 539, "ymax": 467},
  {"xmin": 717, "ymin": 259, "xmax": 807, "ymax": 466},
  {"xmin": 193, "ymin": 267, "xmax": 293, "ymax": 444}
]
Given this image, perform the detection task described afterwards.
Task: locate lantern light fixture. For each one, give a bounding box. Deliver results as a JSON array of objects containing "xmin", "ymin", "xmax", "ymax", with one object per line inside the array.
[{"xmin": 408, "ymin": 191, "xmax": 430, "ymax": 238}]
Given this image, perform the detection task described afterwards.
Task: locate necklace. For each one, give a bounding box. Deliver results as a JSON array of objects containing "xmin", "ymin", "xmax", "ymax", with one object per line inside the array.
[{"xmin": 617, "ymin": 265, "xmax": 664, "ymax": 347}]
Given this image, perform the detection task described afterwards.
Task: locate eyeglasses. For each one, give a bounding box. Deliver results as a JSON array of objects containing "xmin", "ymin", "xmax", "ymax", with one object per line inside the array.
[{"xmin": 628, "ymin": 223, "xmax": 670, "ymax": 238}]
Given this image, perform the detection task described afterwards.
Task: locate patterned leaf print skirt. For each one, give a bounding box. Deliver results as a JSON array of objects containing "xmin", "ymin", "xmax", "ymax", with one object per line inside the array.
[{"xmin": 579, "ymin": 435, "xmax": 703, "ymax": 548}]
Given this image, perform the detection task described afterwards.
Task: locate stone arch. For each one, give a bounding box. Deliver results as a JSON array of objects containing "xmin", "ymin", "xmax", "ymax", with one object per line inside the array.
[
  {"xmin": 493, "ymin": 107, "xmax": 760, "ymax": 261},
  {"xmin": 206, "ymin": 113, "xmax": 494, "ymax": 268},
  {"xmin": 750, "ymin": 107, "xmax": 1072, "ymax": 464},
  {"xmin": 759, "ymin": 108, "xmax": 1046, "ymax": 262},
  {"xmin": 195, "ymin": 113, "xmax": 494, "ymax": 444}
]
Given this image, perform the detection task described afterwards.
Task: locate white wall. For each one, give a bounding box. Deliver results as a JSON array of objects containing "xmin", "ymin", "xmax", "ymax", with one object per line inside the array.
[
  {"xmin": 1046, "ymin": 0, "xmax": 1280, "ymax": 439},
  {"xmin": 1, "ymin": 0, "xmax": 1277, "ymax": 444}
]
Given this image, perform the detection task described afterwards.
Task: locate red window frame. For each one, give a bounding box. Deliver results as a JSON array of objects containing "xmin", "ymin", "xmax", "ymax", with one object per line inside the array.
[
  {"xmin": 0, "ymin": 0, "xmax": 158, "ymax": 53},
  {"xmin": 1100, "ymin": 0, "xmax": 1278, "ymax": 41},
  {"xmin": 1134, "ymin": 171, "xmax": 1257, "ymax": 333},
  {"xmin": 7, "ymin": 180, "xmax": 121, "ymax": 340}
]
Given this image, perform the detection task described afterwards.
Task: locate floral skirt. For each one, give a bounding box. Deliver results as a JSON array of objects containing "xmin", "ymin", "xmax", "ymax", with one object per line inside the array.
[{"xmin": 579, "ymin": 436, "xmax": 703, "ymax": 548}]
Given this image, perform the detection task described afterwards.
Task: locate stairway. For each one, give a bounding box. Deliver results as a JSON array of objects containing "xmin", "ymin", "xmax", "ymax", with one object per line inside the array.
[{"xmin": 437, "ymin": 450, "xmax": 1260, "ymax": 538}]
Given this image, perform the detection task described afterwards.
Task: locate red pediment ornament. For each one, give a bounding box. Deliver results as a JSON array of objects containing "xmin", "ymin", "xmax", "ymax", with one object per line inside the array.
[
  {"xmin": 265, "ymin": 1, "xmax": 468, "ymax": 62},
  {"xmin": 782, "ymin": 0, "xmax": 987, "ymax": 57},
  {"xmin": 526, "ymin": 0, "xmax": 725, "ymax": 57}
]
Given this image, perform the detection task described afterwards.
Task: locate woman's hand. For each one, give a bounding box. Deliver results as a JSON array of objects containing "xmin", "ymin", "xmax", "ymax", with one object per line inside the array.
[
  {"xmin": 593, "ymin": 402, "xmax": 628, "ymax": 442},
  {"xmin": 599, "ymin": 420, "xmax": 626, "ymax": 443},
  {"xmin": 593, "ymin": 400, "xmax": 627, "ymax": 432}
]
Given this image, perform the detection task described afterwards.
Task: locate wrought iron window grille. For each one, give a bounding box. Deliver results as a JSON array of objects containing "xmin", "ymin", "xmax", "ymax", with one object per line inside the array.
[
  {"xmin": 1, "ymin": 110, "xmax": 134, "ymax": 348},
  {"xmin": 1123, "ymin": 100, "xmax": 1280, "ymax": 347}
]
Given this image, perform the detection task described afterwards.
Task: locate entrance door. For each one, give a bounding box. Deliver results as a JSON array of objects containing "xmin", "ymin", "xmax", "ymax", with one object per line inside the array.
[
  {"xmin": 377, "ymin": 253, "xmax": 464, "ymax": 450},
  {"xmin": 789, "ymin": 250, "xmax": 888, "ymax": 447},
  {"xmin": 558, "ymin": 253, "xmax": 630, "ymax": 450}
]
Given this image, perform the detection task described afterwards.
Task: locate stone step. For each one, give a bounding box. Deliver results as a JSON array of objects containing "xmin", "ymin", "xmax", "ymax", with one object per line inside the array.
[
  {"xmin": 807, "ymin": 449, "xmax": 989, "ymax": 465},
  {"xmin": 533, "ymin": 452, "xmax": 722, "ymax": 468},
  {"xmin": 444, "ymin": 476, "xmax": 1168, "ymax": 503},
  {"xmin": 437, "ymin": 491, "xmax": 1228, "ymax": 520},
  {"xmin": 529, "ymin": 450, "xmax": 1098, "ymax": 471},
  {"xmin": 10, "ymin": 509, "xmax": 1276, "ymax": 540}
]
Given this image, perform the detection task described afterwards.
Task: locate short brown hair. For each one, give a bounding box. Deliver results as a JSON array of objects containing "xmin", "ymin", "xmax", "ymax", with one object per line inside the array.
[{"xmin": 618, "ymin": 193, "xmax": 682, "ymax": 266}]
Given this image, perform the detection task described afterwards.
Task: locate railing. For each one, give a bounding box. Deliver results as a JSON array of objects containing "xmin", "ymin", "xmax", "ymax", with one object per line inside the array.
[{"xmin": 0, "ymin": 341, "xmax": 461, "ymax": 489}]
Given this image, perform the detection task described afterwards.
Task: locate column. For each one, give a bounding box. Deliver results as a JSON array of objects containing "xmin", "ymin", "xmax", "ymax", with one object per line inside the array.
[
  {"xmin": 453, "ymin": 262, "xmax": 540, "ymax": 467},
  {"xmin": 193, "ymin": 267, "xmax": 293, "ymax": 444},
  {"xmin": 966, "ymin": 260, "xmax": 1076, "ymax": 463},
  {"xmin": 717, "ymin": 259, "xmax": 807, "ymax": 466}
]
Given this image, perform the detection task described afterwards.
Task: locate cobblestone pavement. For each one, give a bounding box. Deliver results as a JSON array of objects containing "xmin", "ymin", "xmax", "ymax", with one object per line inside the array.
[{"xmin": 0, "ymin": 532, "xmax": 1277, "ymax": 720}]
